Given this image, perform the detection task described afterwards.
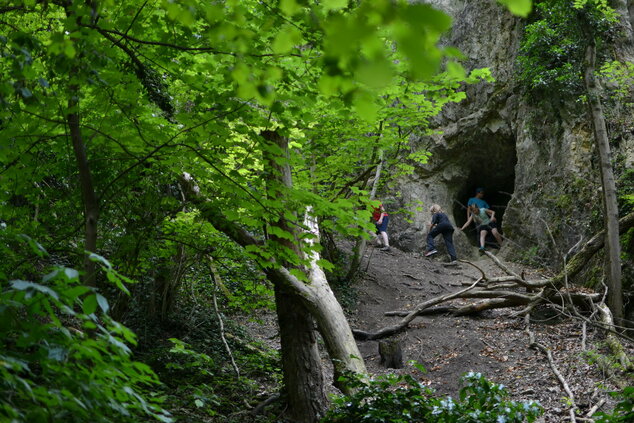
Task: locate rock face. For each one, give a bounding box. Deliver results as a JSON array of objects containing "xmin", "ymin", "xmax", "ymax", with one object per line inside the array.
[{"xmin": 388, "ymin": 0, "xmax": 634, "ymax": 266}]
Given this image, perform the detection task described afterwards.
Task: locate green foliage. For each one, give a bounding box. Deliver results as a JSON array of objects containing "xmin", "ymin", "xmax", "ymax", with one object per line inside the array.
[
  {"xmin": 0, "ymin": 247, "xmax": 171, "ymax": 422},
  {"xmin": 321, "ymin": 370, "xmax": 543, "ymax": 423},
  {"xmin": 599, "ymin": 61, "xmax": 634, "ymax": 106},
  {"xmin": 0, "ymin": 0, "xmax": 543, "ymax": 420},
  {"xmin": 144, "ymin": 336, "xmax": 281, "ymax": 421},
  {"xmin": 517, "ymin": 0, "xmax": 616, "ymax": 98},
  {"xmin": 595, "ymin": 386, "xmax": 634, "ymax": 423},
  {"xmin": 517, "ymin": 245, "xmax": 544, "ymax": 267},
  {"xmin": 498, "ymin": 0, "xmax": 533, "ymax": 17}
]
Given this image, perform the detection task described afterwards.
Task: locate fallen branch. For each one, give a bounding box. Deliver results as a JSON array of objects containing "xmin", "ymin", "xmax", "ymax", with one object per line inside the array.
[
  {"xmin": 585, "ymin": 398, "xmax": 606, "ymax": 418},
  {"xmin": 355, "ymin": 212, "xmax": 634, "ymax": 341},
  {"xmin": 453, "ymin": 298, "xmax": 525, "ymax": 315},
  {"xmin": 209, "ymin": 258, "xmax": 241, "ymax": 378},
  {"xmin": 484, "ymin": 250, "xmax": 522, "ymax": 280},
  {"xmin": 596, "ymin": 303, "xmax": 633, "ymax": 370},
  {"xmin": 353, "ymin": 278, "xmax": 482, "ymax": 340}
]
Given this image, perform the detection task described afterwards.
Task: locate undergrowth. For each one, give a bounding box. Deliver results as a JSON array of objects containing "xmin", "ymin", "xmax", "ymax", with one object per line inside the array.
[{"xmin": 321, "ymin": 368, "xmax": 543, "ymax": 423}]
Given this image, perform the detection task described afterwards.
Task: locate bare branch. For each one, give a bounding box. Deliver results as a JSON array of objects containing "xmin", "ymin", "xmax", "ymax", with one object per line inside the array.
[{"xmin": 525, "ymin": 314, "xmax": 578, "ymax": 423}]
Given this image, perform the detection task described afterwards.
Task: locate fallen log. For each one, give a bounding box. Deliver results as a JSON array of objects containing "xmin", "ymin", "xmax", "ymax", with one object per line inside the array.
[{"xmin": 355, "ymin": 212, "xmax": 634, "ymax": 341}]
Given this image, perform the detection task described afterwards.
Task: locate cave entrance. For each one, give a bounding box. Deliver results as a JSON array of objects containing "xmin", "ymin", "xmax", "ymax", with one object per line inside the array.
[{"xmin": 451, "ymin": 136, "xmax": 517, "ymax": 248}]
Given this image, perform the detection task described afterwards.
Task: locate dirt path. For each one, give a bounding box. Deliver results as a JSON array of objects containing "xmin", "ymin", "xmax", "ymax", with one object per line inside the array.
[{"xmin": 350, "ymin": 244, "xmax": 627, "ymax": 422}]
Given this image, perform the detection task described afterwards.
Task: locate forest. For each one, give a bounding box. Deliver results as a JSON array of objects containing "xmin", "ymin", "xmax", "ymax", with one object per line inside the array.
[{"xmin": 1, "ymin": 0, "xmax": 633, "ymax": 422}]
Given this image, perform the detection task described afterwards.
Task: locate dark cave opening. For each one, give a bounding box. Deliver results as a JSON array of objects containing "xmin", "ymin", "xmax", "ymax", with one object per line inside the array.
[{"xmin": 451, "ymin": 138, "xmax": 517, "ymax": 248}]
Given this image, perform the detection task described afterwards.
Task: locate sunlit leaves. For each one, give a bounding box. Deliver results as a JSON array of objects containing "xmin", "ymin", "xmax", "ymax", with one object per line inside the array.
[
  {"xmin": 280, "ymin": 0, "xmax": 302, "ymax": 17},
  {"xmin": 498, "ymin": 0, "xmax": 533, "ymax": 17},
  {"xmin": 322, "ymin": 0, "xmax": 349, "ymax": 13},
  {"xmin": 272, "ymin": 25, "xmax": 303, "ymax": 54},
  {"xmin": 47, "ymin": 32, "xmax": 76, "ymax": 58}
]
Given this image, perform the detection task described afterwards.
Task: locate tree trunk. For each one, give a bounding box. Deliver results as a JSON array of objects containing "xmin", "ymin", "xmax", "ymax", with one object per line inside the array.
[
  {"xmin": 583, "ymin": 38, "xmax": 623, "ymax": 322},
  {"xmin": 261, "ymin": 130, "xmax": 328, "ymax": 422},
  {"xmin": 67, "ymin": 74, "xmax": 99, "ymax": 287},
  {"xmin": 274, "ymin": 287, "xmax": 327, "ymax": 422},
  {"xmin": 180, "ymin": 165, "xmax": 368, "ymax": 421}
]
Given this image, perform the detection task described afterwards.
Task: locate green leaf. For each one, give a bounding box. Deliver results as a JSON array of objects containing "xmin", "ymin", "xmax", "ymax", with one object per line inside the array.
[
  {"xmin": 353, "ymin": 91, "xmax": 379, "ymax": 122},
  {"xmin": 355, "ymin": 58, "xmax": 394, "ymax": 89},
  {"xmin": 18, "ymin": 234, "xmax": 48, "ymax": 257},
  {"xmin": 89, "ymin": 252, "xmax": 112, "ymax": 269},
  {"xmin": 64, "ymin": 268, "xmax": 80, "ymax": 281},
  {"xmin": 280, "ymin": 0, "xmax": 301, "ymax": 16},
  {"xmin": 272, "ymin": 26, "xmax": 302, "ymax": 54},
  {"xmin": 323, "ymin": 0, "xmax": 349, "ymax": 12},
  {"xmin": 10, "ymin": 280, "xmax": 59, "ymax": 300},
  {"xmin": 498, "ymin": 0, "xmax": 532, "ymax": 17},
  {"xmin": 96, "ymin": 294, "xmax": 109, "ymax": 313},
  {"xmin": 83, "ymin": 294, "xmax": 98, "ymax": 315}
]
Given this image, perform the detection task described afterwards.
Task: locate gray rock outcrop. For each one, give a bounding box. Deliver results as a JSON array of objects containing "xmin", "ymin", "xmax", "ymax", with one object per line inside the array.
[{"xmin": 387, "ymin": 0, "xmax": 633, "ymax": 266}]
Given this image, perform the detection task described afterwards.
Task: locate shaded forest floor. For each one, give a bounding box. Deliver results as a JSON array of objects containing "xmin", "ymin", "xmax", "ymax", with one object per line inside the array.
[{"xmin": 248, "ymin": 242, "xmax": 633, "ymax": 422}]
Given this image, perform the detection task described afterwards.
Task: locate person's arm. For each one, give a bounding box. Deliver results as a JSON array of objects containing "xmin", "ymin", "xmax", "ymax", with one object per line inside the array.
[
  {"xmin": 376, "ymin": 206, "xmax": 386, "ymax": 224},
  {"xmin": 460, "ymin": 215, "xmax": 473, "ymax": 231},
  {"xmin": 428, "ymin": 214, "xmax": 437, "ymax": 231},
  {"xmin": 487, "ymin": 207, "xmax": 496, "ymax": 221}
]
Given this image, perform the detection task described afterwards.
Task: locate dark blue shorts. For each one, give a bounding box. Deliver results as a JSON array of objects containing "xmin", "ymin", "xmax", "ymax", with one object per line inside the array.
[
  {"xmin": 375, "ymin": 215, "xmax": 389, "ymax": 233},
  {"xmin": 477, "ymin": 221, "xmax": 497, "ymax": 233}
]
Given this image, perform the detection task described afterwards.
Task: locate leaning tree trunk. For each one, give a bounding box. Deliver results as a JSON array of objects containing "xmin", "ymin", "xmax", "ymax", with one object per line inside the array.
[
  {"xmin": 262, "ymin": 130, "xmax": 328, "ymax": 422},
  {"xmin": 180, "ymin": 164, "xmax": 368, "ymax": 422},
  {"xmin": 582, "ymin": 36, "xmax": 623, "ymax": 322}
]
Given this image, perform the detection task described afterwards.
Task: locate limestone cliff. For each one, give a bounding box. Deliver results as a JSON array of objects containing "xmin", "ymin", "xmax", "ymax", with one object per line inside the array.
[{"xmin": 388, "ymin": 0, "xmax": 634, "ymax": 270}]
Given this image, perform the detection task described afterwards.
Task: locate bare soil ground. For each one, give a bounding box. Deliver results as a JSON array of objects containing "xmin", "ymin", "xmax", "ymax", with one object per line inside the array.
[
  {"xmin": 350, "ymin": 243, "xmax": 631, "ymax": 422},
  {"xmin": 246, "ymin": 243, "xmax": 632, "ymax": 422}
]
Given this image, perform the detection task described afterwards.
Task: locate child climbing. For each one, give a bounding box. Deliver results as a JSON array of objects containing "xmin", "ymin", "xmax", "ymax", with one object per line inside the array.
[
  {"xmin": 424, "ymin": 204, "xmax": 458, "ymax": 265},
  {"xmin": 460, "ymin": 204, "xmax": 503, "ymax": 252},
  {"xmin": 373, "ymin": 203, "xmax": 391, "ymax": 252}
]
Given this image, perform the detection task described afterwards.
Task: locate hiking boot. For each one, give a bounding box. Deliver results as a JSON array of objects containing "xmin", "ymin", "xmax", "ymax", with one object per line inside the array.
[
  {"xmin": 380, "ymin": 246, "xmax": 391, "ymax": 252},
  {"xmin": 424, "ymin": 249, "xmax": 438, "ymax": 257},
  {"xmin": 479, "ymin": 247, "xmax": 486, "ymax": 254},
  {"xmin": 443, "ymin": 260, "xmax": 458, "ymax": 267}
]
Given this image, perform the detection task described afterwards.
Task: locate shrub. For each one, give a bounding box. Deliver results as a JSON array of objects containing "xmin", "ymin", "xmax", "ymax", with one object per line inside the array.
[
  {"xmin": 0, "ymin": 255, "xmax": 172, "ymax": 423},
  {"xmin": 321, "ymin": 370, "xmax": 542, "ymax": 423},
  {"xmin": 595, "ymin": 386, "xmax": 634, "ymax": 423}
]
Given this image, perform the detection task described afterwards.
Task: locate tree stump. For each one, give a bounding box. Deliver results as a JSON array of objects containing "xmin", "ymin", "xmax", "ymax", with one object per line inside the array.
[{"xmin": 378, "ymin": 339, "xmax": 404, "ymax": 368}]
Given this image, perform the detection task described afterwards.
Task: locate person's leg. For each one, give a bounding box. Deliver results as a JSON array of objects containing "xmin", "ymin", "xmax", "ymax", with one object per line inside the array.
[
  {"xmin": 442, "ymin": 228, "xmax": 457, "ymax": 261},
  {"xmin": 426, "ymin": 226, "xmax": 441, "ymax": 251},
  {"xmin": 375, "ymin": 216, "xmax": 389, "ymax": 247},
  {"xmin": 479, "ymin": 229, "xmax": 487, "ymax": 249},
  {"xmin": 380, "ymin": 231, "xmax": 390, "ymax": 247},
  {"xmin": 491, "ymin": 228, "xmax": 503, "ymax": 245},
  {"xmin": 375, "ymin": 228, "xmax": 383, "ymax": 246}
]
